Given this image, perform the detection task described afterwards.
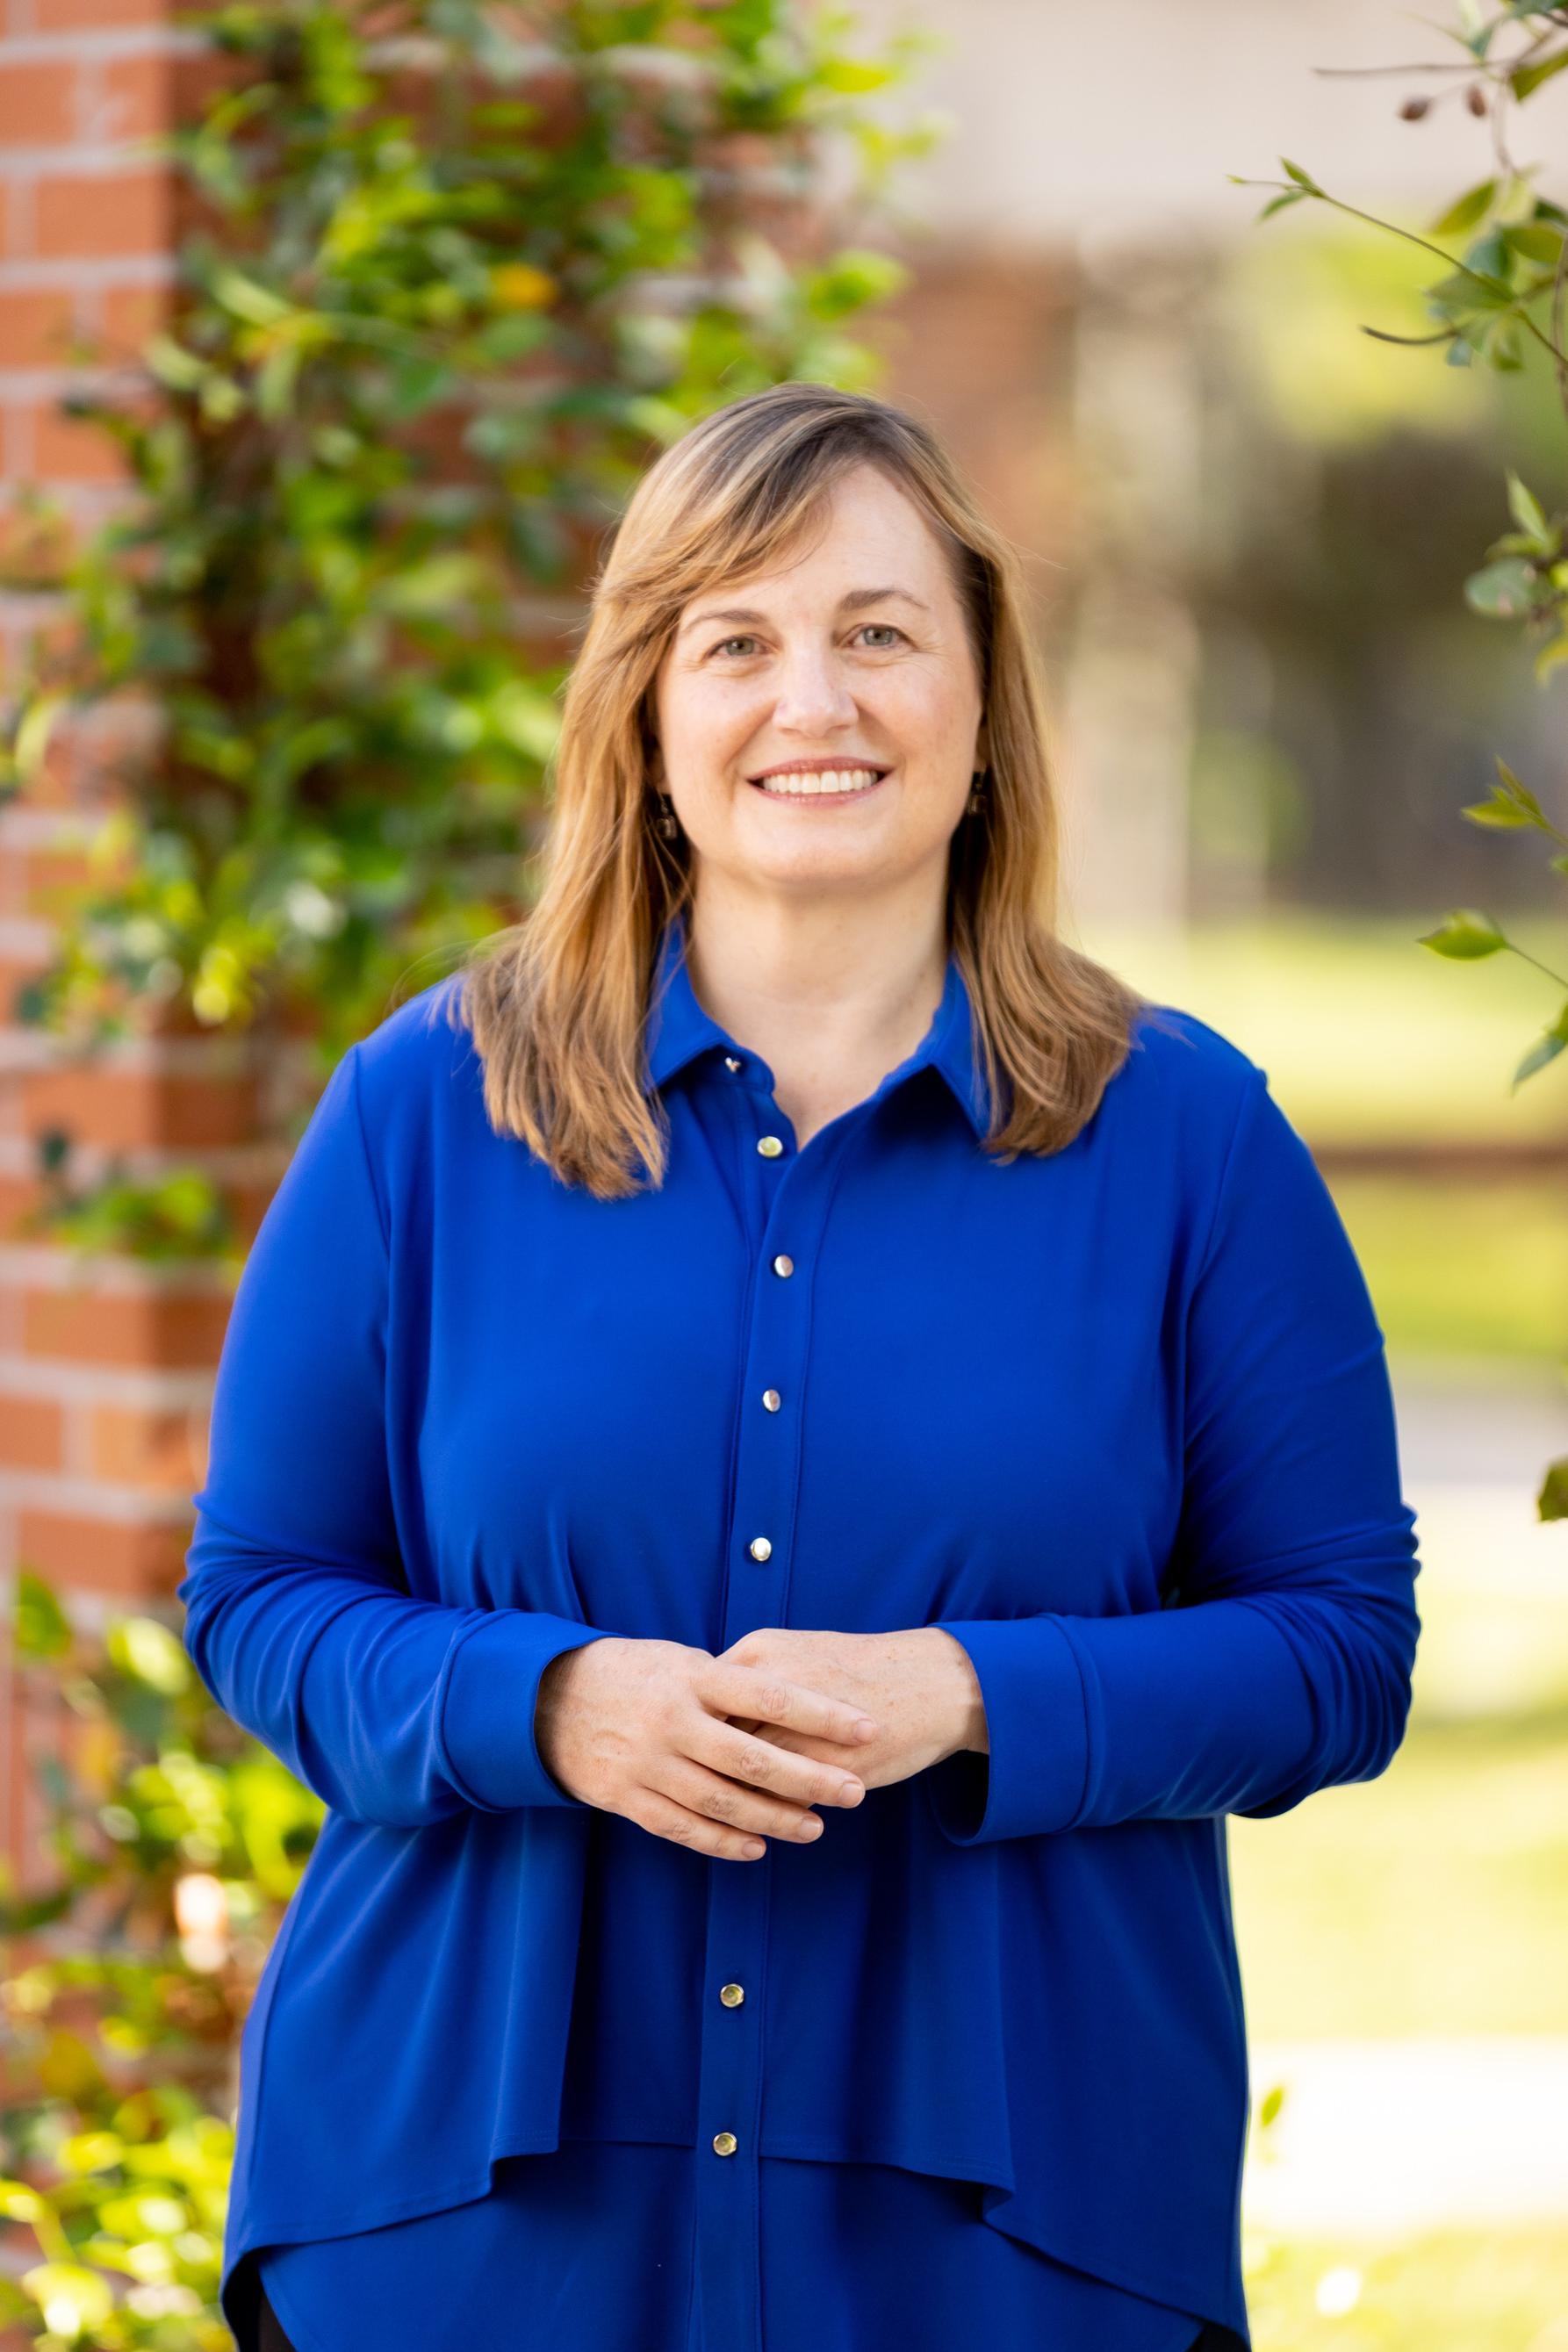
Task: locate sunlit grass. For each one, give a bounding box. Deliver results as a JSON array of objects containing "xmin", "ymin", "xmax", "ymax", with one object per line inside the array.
[
  {"xmin": 1242, "ymin": 2223, "xmax": 1568, "ymax": 2351},
  {"xmin": 1334, "ymin": 1176, "xmax": 1568, "ymax": 1363},
  {"xmin": 1230, "ymin": 1704, "xmax": 1568, "ymax": 2040},
  {"xmin": 1077, "ymin": 906, "xmax": 1568, "ymax": 1147},
  {"xmin": 1072, "ymin": 908, "xmax": 1568, "ymax": 1363}
]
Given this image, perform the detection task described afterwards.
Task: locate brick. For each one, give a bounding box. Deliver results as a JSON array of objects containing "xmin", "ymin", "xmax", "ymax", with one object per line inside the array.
[
  {"xmin": 170, "ymin": 47, "xmax": 240, "ymax": 123},
  {"xmin": 0, "ymin": 283, "xmax": 82, "ymax": 365},
  {"xmin": 0, "ymin": 941, "xmax": 53, "ymax": 1000},
  {"xmin": 33, "ymin": 169, "xmax": 172, "ymax": 262},
  {"xmin": 22, "ymin": 1063, "xmax": 261, "ymax": 1149},
  {"xmin": 0, "ymin": 1171, "xmax": 50, "ymax": 1242},
  {"xmin": 90, "ymin": 53, "xmax": 173, "ymax": 144},
  {"xmin": 97, "ymin": 279, "xmax": 171, "ymax": 355},
  {"xmin": 89, "ymin": 1399, "xmax": 203, "ymax": 1490},
  {"xmin": 19, "ymin": 695, "xmax": 166, "ymax": 803},
  {"xmin": 14, "ymin": 843, "xmax": 99, "ymax": 917},
  {"xmin": 0, "ymin": 61, "xmax": 78, "ymax": 148},
  {"xmin": 32, "ymin": 0, "xmax": 171, "ymax": 29},
  {"xmin": 15, "ymin": 1506, "xmax": 189, "ymax": 1598},
  {"xmin": 0, "ymin": 493, "xmax": 78, "ymax": 593},
  {"xmin": 0, "ymin": 1392, "xmax": 64, "ymax": 1471},
  {"xmin": 22, "ymin": 1284, "xmax": 234, "ymax": 1371},
  {"xmin": 25, "ymin": 402, "xmax": 135, "ymax": 485}
]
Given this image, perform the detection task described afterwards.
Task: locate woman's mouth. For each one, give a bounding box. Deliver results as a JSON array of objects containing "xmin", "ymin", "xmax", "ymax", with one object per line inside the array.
[{"xmin": 748, "ymin": 766, "xmax": 891, "ymax": 802}]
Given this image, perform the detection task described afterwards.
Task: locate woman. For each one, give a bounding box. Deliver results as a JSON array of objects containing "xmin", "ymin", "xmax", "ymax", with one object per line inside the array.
[{"xmin": 182, "ymin": 382, "xmax": 1421, "ymax": 2352}]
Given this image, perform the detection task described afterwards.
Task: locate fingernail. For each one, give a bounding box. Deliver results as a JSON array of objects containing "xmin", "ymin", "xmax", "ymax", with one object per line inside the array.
[{"xmin": 854, "ymin": 1718, "xmax": 877, "ymax": 1739}]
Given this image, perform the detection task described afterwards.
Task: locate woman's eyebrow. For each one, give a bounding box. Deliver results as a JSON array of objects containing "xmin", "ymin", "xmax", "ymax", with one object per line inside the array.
[{"xmin": 677, "ymin": 586, "xmax": 932, "ymax": 637}]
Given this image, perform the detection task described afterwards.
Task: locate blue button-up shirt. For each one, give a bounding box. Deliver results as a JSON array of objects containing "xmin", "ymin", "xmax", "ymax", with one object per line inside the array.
[{"xmin": 181, "ymin": 907, "xmax": 1421, "ymax": 2348}]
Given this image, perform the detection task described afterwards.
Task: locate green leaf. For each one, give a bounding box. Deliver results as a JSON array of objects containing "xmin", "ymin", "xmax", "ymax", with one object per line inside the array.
[
  {"xmin": 1535, "ymin": 635, "xmax": 1568, "ymax": 687},
  {"xmin": 1511, "ymin": 47, "xmax": 1568, "ymax": 101},
  {"xmin": 10, "ymin": 691, "xmax": 67, "ymax": 785},
  {"xmin": 1465, "ymin": 227, "xmax": 1515, "ymax": 284},
  {"xmin": 254, "ymin": 342, "xmax": 300, "ymax": 422},
  {"xmin": 815, "ymin": 57, "xmax": 899, "ymax": 93},
  {"xmin": 1428, "ymin": 269, "xmax": 1515, "ymax": 318},
  {"xmin": 13, "ymin": 1571, "xmax": 72, "ymax": 1661},
  {"xmin": 377, "ymin": 553, "xmax": 487, "ymax": 617},
  {"xmin": 1416, "ymin": 909, "xmax": 1507, "ymax": 959},
  {"xmin": 1492, "ymin": 755, "xmax": 1547, "ymax": 823},
  {"xmin": 18, "ymin": 2262, "xmax": 114, "ymax": 2335},
  {"xmin": 107, "ymin": 1615, "xmax": 191, "ymax": 1696},
  {"xmin": 141, "ymin": 333, "xmax": 211, "ymax": 392},
  {"xmin": 1511, "ymin": 1000, "xmax": 1568, "ymax": 1089},
  {"xmin": 1464, "ymin": 557, "xmax": 1538, "ymax": 617},
  {"xmin": 209, "ymin": 266, "xmax": 292, "ymax": 327},
  {"xmin": 1430, "ymin": 178, "xmax": 1497, "ymax": 238},
  {"xmin": 1505, "ymin": 468, "xmax": 1552, "ymax": 545},
  {"xmin": 1279, "ymin": 157, "xmax": 1320, "ymax": 192},
  {"xmin": 1539, "ymin": 1455, "xmax": 1568, "ymax": 1521},
  {"xmin": 1461, "ymin": 795, "xmax": 1532, "ymax": 827},
  {"xmin": 490, "ymin": 680, "xmax": 560, "ymax": 762},
  {"xmin": 1501, "ymin": 220, "xmax": 1564, "ymax": 263}
]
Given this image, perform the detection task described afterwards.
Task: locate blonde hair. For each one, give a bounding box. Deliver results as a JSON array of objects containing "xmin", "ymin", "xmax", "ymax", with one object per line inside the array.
[{"xmin": 445, "ymin": 381, "xmax": 1163, "ymax": 1199}]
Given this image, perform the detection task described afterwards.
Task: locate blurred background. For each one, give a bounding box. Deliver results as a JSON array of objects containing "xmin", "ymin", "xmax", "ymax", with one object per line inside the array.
[{"xmin": 1, "ymin": 2, "xmax": 1565, "ymax": 2346}]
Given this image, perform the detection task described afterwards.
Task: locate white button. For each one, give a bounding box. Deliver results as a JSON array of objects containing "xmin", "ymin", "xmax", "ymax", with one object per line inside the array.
[
  {"xmin": 762, "ymin": 1389, "xmax": 781, "ymax": 1412},
  {"xmin": 773, "ymin": 1254, "xmax": 794, "ymax": 1277},
  {"xmin": 757, "ymin": 1135, "xmax": 784, "ymax": 1157},
  {"xmin": 748, "ymin": 1536, "xmax": 773, "ymax": 1561}
]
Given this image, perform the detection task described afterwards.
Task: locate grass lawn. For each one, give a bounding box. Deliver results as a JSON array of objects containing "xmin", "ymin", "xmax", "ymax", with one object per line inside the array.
[
  {"xmin": 1228, "ymin": 1702, "xmax": 1568, "ymax": 2040},
  {"xmin": 1079, "ymin": 907, "xmax": 1568, "ymax": 1363},
  {"xmin": 1076, "ymin": 905, "xmax": 1568, "ymax": 1148},
  {"xmin": 1242, "ymin": 2222, "xmax": 1568, "ymax": 2351}
]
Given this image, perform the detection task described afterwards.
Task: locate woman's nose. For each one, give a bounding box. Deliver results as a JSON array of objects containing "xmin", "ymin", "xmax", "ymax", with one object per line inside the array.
[{"xmin": 767, "ymin": 652, "xmax": 860, "ymax": 730}]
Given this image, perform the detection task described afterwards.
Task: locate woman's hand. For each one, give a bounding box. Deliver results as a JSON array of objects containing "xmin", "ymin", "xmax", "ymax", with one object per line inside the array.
[
  {"xmin": 714, "ymin": 1626, "xmax": 988, "ymax": 1792},
  {"xmin": 534, "ymin": 1636, "xmax": 881, "ymax": 1860}
]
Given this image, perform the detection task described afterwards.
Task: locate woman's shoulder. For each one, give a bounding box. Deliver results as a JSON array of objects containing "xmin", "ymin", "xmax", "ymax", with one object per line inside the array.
[
  {"xmin": 1111, "ymin": 997, "xmax": 1269, "ymax": 1163},
  {"xmin": 345, "ymin": 971, "xmax": 485, "ymax": 1154}
]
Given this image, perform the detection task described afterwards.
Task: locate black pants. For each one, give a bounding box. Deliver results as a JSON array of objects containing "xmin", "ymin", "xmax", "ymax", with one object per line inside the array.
[{"xmin": 257, "ymin": 2284, "xmax": 300, "ymax": 2352}]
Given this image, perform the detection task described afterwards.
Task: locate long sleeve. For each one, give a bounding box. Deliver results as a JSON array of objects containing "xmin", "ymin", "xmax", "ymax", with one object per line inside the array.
[
  {"xmin": 178, "ymin": 1041, "xmax": 613, "ymax": 1830},
  {"xmin": 927, "ymin": 1063, "xmax": 1421, "ymax": 1846}
]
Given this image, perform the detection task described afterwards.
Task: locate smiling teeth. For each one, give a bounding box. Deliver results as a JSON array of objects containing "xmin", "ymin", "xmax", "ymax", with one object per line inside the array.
[{"xmin": 756, "ymin": 768, "xmax": 883, "ymax": 795}]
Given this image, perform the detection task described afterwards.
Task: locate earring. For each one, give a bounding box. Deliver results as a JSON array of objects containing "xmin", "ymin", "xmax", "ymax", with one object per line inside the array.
[
  {"xmin": 655, "ymin": 793, "xmax": 680, "ymax": 841},
  {"xmin": 966, "ymin": 768, "xmax": 988, "ymax": 816}
]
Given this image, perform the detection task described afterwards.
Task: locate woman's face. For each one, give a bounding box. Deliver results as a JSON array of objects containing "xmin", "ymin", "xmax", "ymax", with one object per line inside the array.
[{"xmin": 651, "ymin": 462, "xmax": 988, "ymax": 906}]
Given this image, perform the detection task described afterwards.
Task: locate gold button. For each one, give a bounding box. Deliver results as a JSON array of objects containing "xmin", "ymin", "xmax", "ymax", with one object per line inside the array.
[
  {"xmin": 720, "ymin": 1983, "xmax": 744, "ymax": 2007},
  {"xmin": 748, "ymin": 1536, "xmax": 772, "ymax": 1561},
  {"xmin": 713, "ymin": 2131, "xmax": 738, "ymax": 2156},
  {"xmin": 757, "ymin": 1135, "xmax": 784, "ymax": 1157},
  {"xmin": 773, "ymin": 1254, "xmax": 794, "ymax": 1277},
  {"xmin": 761, "ymin": 1388, "xmax": 780, "ymax": 1412},
  {"xmin": 724, "ymin": 1055, "xmax": 743, "ymax": 1072}
]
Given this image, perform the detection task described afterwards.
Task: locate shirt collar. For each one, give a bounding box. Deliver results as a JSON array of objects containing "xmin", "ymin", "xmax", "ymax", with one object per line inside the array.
[{"xmin": 642, "ymin": 906, "xmax": 994, "ymax": 1140}]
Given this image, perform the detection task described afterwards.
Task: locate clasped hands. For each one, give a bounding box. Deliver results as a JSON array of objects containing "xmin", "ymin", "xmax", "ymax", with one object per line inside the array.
[
  {"xmin": 535, "ymin": 1623, "xmax": 989, "ymax": 1864},
  {"xmin": 716, "ymin": 1625, "xmax": 987, "ymax": 1788}
]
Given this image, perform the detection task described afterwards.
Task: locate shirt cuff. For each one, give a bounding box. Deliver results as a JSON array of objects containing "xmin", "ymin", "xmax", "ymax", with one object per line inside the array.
[
  {"xmin": 439, "ymin": 1611, "xmax": 614, "ymax": 1812},
  {"xmin": 924, "ymin": 1615, "xmax": 1090, "ymax": 1844}
]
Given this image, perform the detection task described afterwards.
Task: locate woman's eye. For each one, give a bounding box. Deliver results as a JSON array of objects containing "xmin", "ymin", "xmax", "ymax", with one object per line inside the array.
[{"xmin": 709, "ymin": 625, "xmax": 905, "ymax": 658}]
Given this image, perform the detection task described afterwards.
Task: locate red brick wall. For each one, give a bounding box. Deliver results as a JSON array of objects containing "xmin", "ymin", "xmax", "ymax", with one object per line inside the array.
[{"xmin": 0, "ymin": 0, "xmax": 224, "ymax": 1888}]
